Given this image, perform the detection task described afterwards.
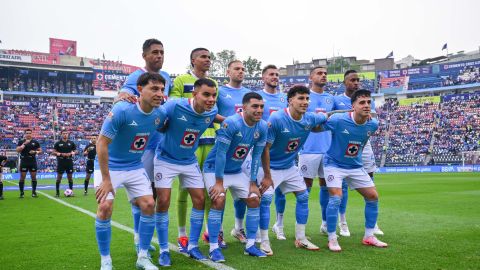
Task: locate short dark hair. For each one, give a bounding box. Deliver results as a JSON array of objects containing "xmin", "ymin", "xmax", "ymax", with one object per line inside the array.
[
  {"xmin": 61, "ymin": 130, "xmax": 69, "ymax": 134},
  {"xmin": 344, "ymin": 69, "xmax": 357, "ymax": 79},
  {"xmin": 351, "ymin": 89, "xmax": 371, "ymax": 104},
  {"xmin": 190, "ymin": 48, "xmax": 209, "ymax": 67},
  {"xmin": 194, "ymin": 78, "xmax": 216, "ymax": 89},
  {"xmin": 25, "ymin": 129, "xmax": 32, "ymax": 133},
  {"xmin": 310, "ymin": 66, "xmax": 327, "ymax": 75},
  {"xmin": 137, "ymin": 72, "xmax": 166, "ymax": 87},
  {"xmin": 142, "ymin": 39, "xmax": 163, "ymax": 53},
  {"xmin": 228, "ymin": 60, "xmax": 242, "ymax": 68},
  {"xmin": 242, "ymin": 92, "xmax": 263, "ymax": 104},
  {"xmin": 262, "ymin": 64, "xmax": 278, "ymax": 75},
  {"xmin": 287, "ymin": 85, "xmax": 310, "ymax": 102}
]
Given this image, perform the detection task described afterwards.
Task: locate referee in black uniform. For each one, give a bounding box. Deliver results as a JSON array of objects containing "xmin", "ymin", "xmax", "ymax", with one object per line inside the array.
[
  {"xmin": 82, "ymin": 136, "xmax": 96, "ymax": 195},
  {"xmin": 52, "ymin": 130, "xmax": 77, "ymax": 197},
  {"xmin": 16, "ymin": 129, "xmax": 42, "ymax": 198},
  {"xmin": 0, "ymin": 153, "xmax": 8, "ymax": 200}
]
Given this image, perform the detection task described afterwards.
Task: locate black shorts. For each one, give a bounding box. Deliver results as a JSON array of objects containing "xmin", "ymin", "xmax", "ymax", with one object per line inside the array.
[
  {"xmin": 86, "ymin": 160, "xmax": 94, "ymax": 173},
  {"xmin": 57, "ymin": 159, "xmax": 74, "ymax": 174},
  {"xmin": 20, "ymin": 160, "xmax": 38, "ymax": 172}
]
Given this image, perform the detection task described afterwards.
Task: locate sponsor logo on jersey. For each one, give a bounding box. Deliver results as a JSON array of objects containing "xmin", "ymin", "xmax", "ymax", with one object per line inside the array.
[{"xmin": 128, "ymin": 120, "xmax": 138, "ymax": 126}]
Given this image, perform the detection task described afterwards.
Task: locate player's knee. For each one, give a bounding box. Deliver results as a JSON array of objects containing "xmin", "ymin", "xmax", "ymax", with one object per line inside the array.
[
  {"xmin": 211, "ymin": 196, "xmax": 225, "ymax": 210},
  {"xmin": 191, "ymin": 193, "xmax": 205, "ymax": 209},
  {"xmin": 155, "ymin": 195, "xmax": 170, "ymax": 211},
  {"xmin": 246, "ymin": 196, "xmax": 260, "ymax": 208},
  {"xmin": 364, "ymin": 192, "xmax": 378, "ymax": 201},
  {"xmin": 97, "ymin": 202, "xmax": 113, "ymax": 218},
  {"xmin": 139, "ymin": 197, "xmax": 156, "ymax": 212}
]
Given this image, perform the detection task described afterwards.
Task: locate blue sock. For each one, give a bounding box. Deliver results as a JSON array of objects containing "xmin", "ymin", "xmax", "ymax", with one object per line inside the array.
[
  {"xmin": 234, "ymin": 199, "xmax": 247, "ymax": 221},
  {"xmin": 326, "ymin": 195, "xmax": 341, "ymax": 233},
  {"xmin": 274, "ymin": 187, "xmax": 286, "ymax": 214},
  {"xmin": 139, "ymin": 214, "xmax": 155, "ymax": 252},
  {"xmin": 307, "ymin": 186, "xmax": 312, "ymax": 193},
  {"xmin": 189, "ymin": 208, "xmax": 204, "ymax": 248},
  {"xmin": 365, "ymin": 199, "xmax": 378, "ymax": 229},
  {"xmin": 155, "ymin": 212, "xmax": 169, "ymax": 250},
  {"xmin": 295, "ymin": 190, "xmax": 309, "ymax": 225},
  {"xmin": 320, "ymin": 186, "xmax": 329, "ymax": 222},
  {"xmin": 131, "ymin": 204, "xmax": 141, "ymax": 234},
  {"xmin": 208, "ymin": 209, "xmax": 222, "ymax": 244},
  {"xmin": 260, "ymin": 194, "xmax": 272, "ymax": 230},
  {"xmin": 246, "ymin": 207, "xmax": 260, "ymax": 240},
  {"xmin": 339, "ymin": 181, "xmax": 348, "ymax": 215},
  {"xmin": 95, "ymin": 218, "xmax": 111, "ymax": 256}
]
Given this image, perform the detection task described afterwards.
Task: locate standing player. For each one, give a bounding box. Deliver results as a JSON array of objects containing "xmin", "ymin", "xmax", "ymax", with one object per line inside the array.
[
  {"xmin": 258, "ymin": 85, "xmax": 327, "ymax": 253},
  {"xmin": 154, "ymin": 78, "xmax": 218, "ymax": 266},
  {"xmin": 204, "ymin": 92, "xmax": 268, "ymax": 262},
  {"xmin": 169, "ymin": 48, "xmax": 220, "ymax": 251},
  {"xmin": 323, "ymin": 89, "xmax": 387, "ymax": 252},
  {"xmin": 53, "ymin": 131, "xmax": 77, "ymax": 197},
  {"xmin": 94, "ymin": 72, "xmax": 167, "ymax": 270},
  {"xmin": 83, "ymin": 136, "xmax": 96, "ymax": 195},
  {"xmin": 16, "ymin": 129, "xmax": 42, "ymax": 198},
  {"xmin": 0, "ymin": 153, "xmax": 7, "ymax": 200}
]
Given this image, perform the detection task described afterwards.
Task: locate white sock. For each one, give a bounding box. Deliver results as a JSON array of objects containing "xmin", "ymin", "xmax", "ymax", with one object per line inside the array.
[
  {"xmin": 328, "ymin": 232, "xmax": 337, "ymax": 241},
  {"xmin": 209, "ymin": 243, "xmax": 219, "ymax": 252},
  {"xmin": 134, "ymin": 233, "xmax": 139, "ymax": 244},
  {"xmin": 160, "ymin": 247, "xmax": 169, "ymax": 253},
  {"xmin": 260, "ymin": 229, "xmax": 269, "ymax": 241},
  {"xmin": 138, "ymin": 249, "xmax": 148, "ymax": 258},
  {"xmin": 101, "ymin": 255, "xmax": 111, "ymax": 263},
  {"xmin": 365, "ymin": 228, "xmax": 375, "ymax": 238},
  {"xmin": 178, "ymin": 226, "xmax": 187, "ymax": 237},
  {"xmin": 187, "ymin": 243, "xmax": 198, "ymax": 251},
  {"xmin": 246, "ymin": 239, "xmax": 255, "ymax": 249},
  {"xmin": 235, "ymin": 218, "xmax": 244, "ymax": 231},
  {"xmin": 340, "ymin": 214, "xmax": 346, "ymax": 223},
  {"xmin": 256, "ymin": 229, "xmax": 261, "ymax": 239},
  {"xmin": 276, "ymin": 213, "xmax": 284, "ymax": 227},
  {"xmin": 321, "ymin": 220, "xmax": 327, "ymax": 227},
  {"xmin": 295, "ymin": 223, "xmax": 305, "ymax": 240}
]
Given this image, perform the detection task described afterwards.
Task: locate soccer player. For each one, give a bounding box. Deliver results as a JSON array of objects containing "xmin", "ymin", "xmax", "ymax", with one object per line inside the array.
[
  {"xmin": 94, "ymin": 72, "xmax": 167, "ymax": 270},
  {"xmin": 169, "ymin": 48, "xmax": 220, "ymax": 251},
  {"xmin": 323, "ymin": 89, "xmax": 388, "ymax": 252},
  {"xmin": 83, "ymin": 136, "xmax": 96, "ymax": 195},
  {"xmin": 117, "ymin": 38, "xmax": 172, "ymax": 254},
  {"xmin": 259, "ymin": 85, "xmax": 327, "ymax": 253},
  {"xmin": 16, "ymin": 129, "xmax": 42, "ymax": 198},
  {"xmin": 204, "ymin": 92, "xmax": 268, "ymax": 262},
  {"xmin": 332, "ymin": 70, "xmax": 383, "ymax": 236},
  {"xmin": 0, "ymin": 153, "xmax": 7, "ymax": 200},
  {"xmin": 154, "ymin": 78, "xmax": 218, "ymax": 266},
  {"xmin": 52, "ymin": 131, "xmax": 77, "ymax": 197}
]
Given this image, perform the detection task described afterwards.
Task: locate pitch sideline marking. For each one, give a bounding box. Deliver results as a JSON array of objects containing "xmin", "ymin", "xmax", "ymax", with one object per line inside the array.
[{"xmin": 5, "ymin": 181, "xmax": 236, "ymax": 270}]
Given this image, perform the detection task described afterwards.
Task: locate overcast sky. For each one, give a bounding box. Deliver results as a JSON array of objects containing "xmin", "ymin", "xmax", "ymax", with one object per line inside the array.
[{"xmin": 1, "ymin": 0, "xmax": 479, "ymax": 74}]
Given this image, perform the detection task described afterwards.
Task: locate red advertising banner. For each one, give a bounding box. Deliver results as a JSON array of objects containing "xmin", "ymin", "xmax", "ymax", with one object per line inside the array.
[
  {"xmin": 49, "ymin": 38, "xmax": 77, "ymax": 56},
  {"xmin": 5, "ymin": 50, "xmax": 58, "ymax": 65}
]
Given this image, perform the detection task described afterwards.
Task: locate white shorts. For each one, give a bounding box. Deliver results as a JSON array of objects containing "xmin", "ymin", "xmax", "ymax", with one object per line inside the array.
[
  {"xmin": 204, "ymin": 172, "xmax": 251, "ymax": 200},
  {"xmin": 270, "ymin": 166, "xmax": 307, "ymax": 194},
  {"xmin": 153, "ymin": 158, "xmax": 204, "ymax": 189},
  {"xmin": 298, "ymin": 153, "xmax": 325, "ymax": 179},
  {"xmin": 141, "ymin": 149, "xmax": 155, "ymax": 182},
  {"xmin": 323, "ymin": 166, "xmax": 375, "ymax": 190},
  {"xmin": 93, "ymin": 168, "xmax": 153, "ymax": 202},
  {"xmin": 241, "ymin": 152, "xmax": 272, "ymax": 195},
  {"xmin": 362, "ymin": 140, "xmax": 377, "ymax": 173}
]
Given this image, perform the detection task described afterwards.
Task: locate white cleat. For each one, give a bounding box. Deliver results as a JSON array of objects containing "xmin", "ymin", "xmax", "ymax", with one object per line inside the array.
[
  {"xmin": 320, "ymin": 223, "xmax": 328, "ymax": 235},
  {"xmin": 272, "ymin": 223, "xmax": 286, "ymax": 240},
  {"xmin": 260, "ymin": 240, "xmax": 274, "ymax": 256},
  {"xmin": 230, "ymin": 228, "xmax": 247, "ymax": 244},
  {"xmin": 294, "ymin": 238, "xmax": 319, "ymax": 250},
  {"xmin": 362, "ymin": 236, "xmax": 388, "ymax": 248},
  {"xmin": 328, "ymin": 238, "xmax": 342, "ymax": 252},
  {"xmin": 100, "ymin": 260, "xmax": 113, "ymax": 270},
  {"xmin": 339, "ymin": 222, "xmax": 351, "ymax": 237},
  {"xmin": 136, "ymin": 255, "xmax": 159, "ymax": 270},
  {"xmin": 373, "ymin": 224, "xmax": 384, "ymax": 235}
]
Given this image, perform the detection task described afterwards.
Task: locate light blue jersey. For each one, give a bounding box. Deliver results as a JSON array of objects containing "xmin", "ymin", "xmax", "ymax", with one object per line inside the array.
[
  {"xmin": 217, "ymin": 85, "xmax": 251, "ymax": 117},
  {"xmin": 204, "ymin": 113, "xmax": 267, "ymax": 180},
  {"xmin": 267, "ymin": 108, "xmax": 327, "ymax": 170},
  {"xmin": 97, "ymin": 101, "xmax": 166, "ymax": 171},
  {"xmin": 333, "ymin": 93, "xmax": 376, "ymax": 112},
  {"xmin": 258, "ymin": 90, "xmax": 287, "ymax": 121},
  {"xmin": 155, "ymin": 98, "xmax": 217, "ymax": 165},
  {"xmin": 300, "ymin": 91, "xmax": 334, "ymax": 154},
  {"xmin": 323, "ymin": 112, "xmax": 378, "ymax": 169}
]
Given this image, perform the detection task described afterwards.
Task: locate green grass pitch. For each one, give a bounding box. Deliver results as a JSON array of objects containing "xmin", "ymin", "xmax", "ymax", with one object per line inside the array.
[{"xmin": 0, "ymin": 172, "xmax": 478, "ymax": 269}]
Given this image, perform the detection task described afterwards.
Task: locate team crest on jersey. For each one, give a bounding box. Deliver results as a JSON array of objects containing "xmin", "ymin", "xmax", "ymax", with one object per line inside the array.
[
  {"xmin": 107, "ymin": 111, "xmax": 114, "ymax": 119},
  {"xmin": 345, "ymin": 143, "xmax": 360, "ymax": 157},
  {"xmin": 222, "ymin": 123, "xmax": 228, "ymax": 129},
  {"xmin": 181, "ymin": 130, "xmax": 199, "ymax": 147},
  {"xmin": 280, "ymin": 97, "xmax": 285, "ymax": 103},
  {"xmin": 304, "ymin": 125, "xmax": 311, "ymax": 131},
  {"xmin": 285, "ymin": 138, "xmax": 300, "ymax": 153},
  {"xmin": 130, "ymin": 134, "xmax": 149, "ymax": 153},
  {"xmin": 267, "ymin": 122, "xmax": 272, "ymax": 128},
  {"xmin": 326, "ymin": 98, "xmax": 332, "ymax": 104},
  {"xmin": 205, "ymin": 117, "xmax": 211, "ymax": 124},
  {"xmin": 254, "ymin": 131, "xmax": 260, "ymax": 139},
  {"xmin": 155, "ymin": 117, "xmax": 161, "ymax": 126},
  {"xmin": 233, "ymin": 146, "xmax": 249, "ymax": 160}
]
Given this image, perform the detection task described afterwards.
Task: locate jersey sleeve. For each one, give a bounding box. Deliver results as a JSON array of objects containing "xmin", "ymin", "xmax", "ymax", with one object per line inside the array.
[
  {"xmin": 33, "ymin": 140, "xmax": 41, "ymax": 150},
  {"xmin": 169, "ymin": 77, "xmax": 184, "ymax": 98},
  {"xmin": 71, "ymin": 142, "xmax": 77, "ymax": 151},
  {"xmin": 322, "ymin": 113, "xmax": 339, "ymax": 132},
  {"xmin": 17, "ymin": 140, "xmax": 24, "ymax": 147},
  {"xmin": 120, "ymin": 72, "xmax": 139, "ymax": 96},
  {"xmin": 312, "ymin": 112, "xmax": 327, "ymax": 126},
  {"xmin": 214, "ymin": 118, "xmax": 237, "ymax": 178},
  {"xmin": 249, "ymin": 122, "xmax": 268, "ymax": 181},
  {"xmin": 54, "ymin": 141, "xmax": 60, "ymax": 152},
  {"xmin": 266, "ymin": 114, "xmax": 280, "ymax": 144},
  {"xmin": 100, "ymin": 103, "xmax": 127, "ymax": 140},
  {"xmin": 160, "ymin": 71, "xmax": 173, "ymax": 97}
]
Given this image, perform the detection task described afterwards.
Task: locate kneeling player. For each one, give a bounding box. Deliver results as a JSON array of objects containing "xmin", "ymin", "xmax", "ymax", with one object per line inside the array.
[{"xmin": 323, "ymin": 89, "xmax": 387, "ymax": 252}]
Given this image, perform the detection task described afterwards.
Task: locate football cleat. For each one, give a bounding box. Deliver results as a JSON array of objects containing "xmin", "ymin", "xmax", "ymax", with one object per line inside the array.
[
  {"xmin": 320, "ymin": 223, "xmax": 328, "ymax": 235},
  {"xmin": 218, "ymin": 230, "xmax": 227, "ymax": 249},
  {"xmin": 373, "ymin": 224, "xmax": 384, "ymax": 235},
  {"xmin": 32, "ymin": 192, "xmax": 38, "ymax": 198},
  {"xmin": 209, "ymin": 248, "xmax": 226, "ymax": 263},
  {"xmin": 244, "ymin": 245, "xmax": 267, "ymax": 257},
  {"xmin": 201, "ymin": 231, "xmax": 209, "ymax": 244},
  {"xmin": 339, "ymin": 222, "xmax": 351, "ymax": 237},
  {"xmin": 158, "ymin": 251, "xmax": 171, "ymax": 267},
  {"xmin": 328, "ymin": 238, "xmax": 342, "ymax": 252},
  {"xmin": 272, "ymin": 223, "xmax": 286, "ymax": 240},
  {"xmin": 0, "ymin": 196, "xmax": 4, "ymax": 200},
  {"xmin": 260, "ymin": 240, "xmax": 273, "ymax": 256},
  {"xmin": 177, "ymin": 236, "xmax": 189, "ymax": 253},
  {"xmin": 136, "ymin": 255, "xmax": 158, "ymax": 270},
  {"xmin": 362, "ymin": 236, "xmax": 388, "ymax": 248},
  {"xmin": 294, "ymin": 238, "xmax": 320, "ymax": 250},
  {"xmin": 100, "ymin": 259, "xmax": 113, "ymax": 270},
  {"xmin": 20, "ymin": 192, "xmax": 24, "ymax": 199},
  {"xmin": 230, "ymin": 228, "xmax": 247, "ymax": 244},
  {"xmin": 188, "ymin": 247, "xmax": 207, "ymax": 261}
]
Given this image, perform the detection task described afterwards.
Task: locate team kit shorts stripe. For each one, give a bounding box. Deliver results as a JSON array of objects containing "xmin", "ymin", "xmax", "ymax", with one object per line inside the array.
[{"xmin": 93, "ymin": 168, "xmax": 152, "ymax": 202}]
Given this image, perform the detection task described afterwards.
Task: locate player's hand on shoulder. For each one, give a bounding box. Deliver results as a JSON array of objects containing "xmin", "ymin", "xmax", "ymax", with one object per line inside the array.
[{"xmin": 116, "ymin": 92, "xmax": 137, "ymax": 104}]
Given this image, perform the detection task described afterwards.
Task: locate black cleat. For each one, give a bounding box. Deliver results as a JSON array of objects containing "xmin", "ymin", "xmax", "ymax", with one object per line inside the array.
[
  {"xmin": 32, "ymin": 192, "xmax": 38, "ymax": 198},
  {"xmin": 20, "ymin": 192, "xmax": 25, "ymax": 199},
  {"xmin": 0, "ymin": 196, "xmax": 4, "ymax": 200},
  {"xmin": 84, "ymin": 190, "xmax": 88, "ymax": 196},
  {"xmin": 55, "ymin": 193, "xmax": 60, "ymax": 198}
]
